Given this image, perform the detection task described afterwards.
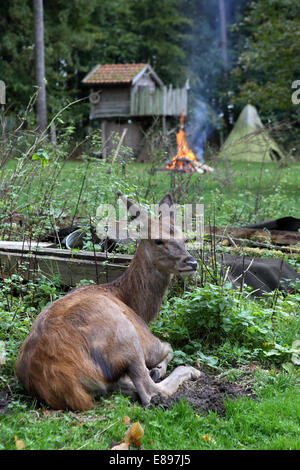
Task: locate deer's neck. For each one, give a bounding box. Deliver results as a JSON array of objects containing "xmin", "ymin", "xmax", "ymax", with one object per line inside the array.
[{"xmin": 110, "ymin": 241, "xmax": 170, "ymax": 323}]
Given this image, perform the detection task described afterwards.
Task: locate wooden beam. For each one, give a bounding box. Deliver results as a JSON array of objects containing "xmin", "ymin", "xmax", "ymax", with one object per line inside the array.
[
  {"xmin": 0, "ymin": 241, "xmax": 133, "ymax": 262},
  {"xmin": 0, "ymin": 242, "xmax": 131, "ymax": 286},
  {"xmin": 206, "ymin": 226, "xmax": 300, "ymax": 247}
]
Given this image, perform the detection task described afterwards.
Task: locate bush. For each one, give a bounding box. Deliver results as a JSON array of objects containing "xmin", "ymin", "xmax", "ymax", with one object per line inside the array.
[{"xmin": 151, "ymin": 283, "xmax": 300, "ymax": 369}]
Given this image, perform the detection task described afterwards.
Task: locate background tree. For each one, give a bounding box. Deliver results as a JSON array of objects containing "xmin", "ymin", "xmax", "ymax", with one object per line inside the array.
[
  {"xmin": 2, "ymin": 0, "xmax": 299, "ymax": 154},
  {"xmin": 33, "ymin": 0, "xmax": 47, "ymax": 132},
  {"xmin": 180, "ymin": 0, "xmax": 249, "ymax": 151},
  {"xmin": 231, "ymin": 0, "xmax": 300, "ymax": 151},
  {"xmin": 0, "ymin": 0, "xmax": 34, "ymax": 125}
]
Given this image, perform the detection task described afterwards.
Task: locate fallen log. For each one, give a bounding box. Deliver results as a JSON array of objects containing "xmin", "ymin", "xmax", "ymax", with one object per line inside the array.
[{"xmin": 204, "ymin": 226, "xmax": 300, "ymax": 247}]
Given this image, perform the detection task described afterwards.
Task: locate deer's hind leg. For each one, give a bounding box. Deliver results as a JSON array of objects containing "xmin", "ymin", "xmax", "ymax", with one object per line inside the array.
[{"xmin": 109, "ymin": 344, "xmax": 200, "ymax": 406}]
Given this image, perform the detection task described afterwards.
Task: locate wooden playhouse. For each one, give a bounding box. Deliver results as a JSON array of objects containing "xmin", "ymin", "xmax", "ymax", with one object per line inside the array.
[{"xmin": 82, "ymin": 63, "xmax": 188, "ymax": 161}]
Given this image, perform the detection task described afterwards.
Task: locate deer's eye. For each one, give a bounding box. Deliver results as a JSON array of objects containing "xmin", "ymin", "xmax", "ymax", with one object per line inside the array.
[{"xmin": 154, "ymin": 239, "xmax": 164, "ymax": 245}]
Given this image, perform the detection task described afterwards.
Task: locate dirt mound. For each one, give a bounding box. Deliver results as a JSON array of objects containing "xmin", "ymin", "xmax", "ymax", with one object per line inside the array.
[{"xmin": 150, "ymin": 372, "xmax": 256, "ymax": 415}]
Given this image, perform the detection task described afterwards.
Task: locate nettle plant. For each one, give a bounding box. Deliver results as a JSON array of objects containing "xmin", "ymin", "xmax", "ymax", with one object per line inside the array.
[{"xmin": 151, "ymin": 282, "xmax": 300, "ymax": 369}]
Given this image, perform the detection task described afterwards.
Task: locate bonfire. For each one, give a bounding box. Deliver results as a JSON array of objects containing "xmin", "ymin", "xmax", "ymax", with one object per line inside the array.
[{"xmin": 163, "ymin": 114, "xmax": 214, "ymax": 174}]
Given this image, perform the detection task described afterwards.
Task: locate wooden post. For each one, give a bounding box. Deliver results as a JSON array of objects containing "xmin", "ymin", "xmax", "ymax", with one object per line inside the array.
[
  {"xmin": 0, "ymin": 80, "xmax": 6, "ymax": 134},
  {"xmin": 112, "ymin": 128, "xmax": 127, "ymax": 164},
  {"xmin": 50, "ymin": 121, "xmax": 57, "ymax": 146},
  {"xmin": 162, "ymin": 116, "xmax": 167, "ymax": 135},
  {"xmin": 101, "ymin": 119, "xmax": 107, "ymax": 160},
  {"xmin": 0, "ymin": 80, "xmax": 5, "ymax": 106}
]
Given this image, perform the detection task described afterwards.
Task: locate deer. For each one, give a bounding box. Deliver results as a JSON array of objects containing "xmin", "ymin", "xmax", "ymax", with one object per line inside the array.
[{"xmin": 15, "ymin": 194, "xmax": 200, "ymax": 410}]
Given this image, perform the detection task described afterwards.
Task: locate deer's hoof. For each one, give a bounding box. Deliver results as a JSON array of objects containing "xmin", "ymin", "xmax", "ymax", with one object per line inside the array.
[
  {"xmin": 189, "ymin": 367, "xmax": 201, "ymax": 380},
  {"xmin": 150, "ymin": 368, "xmax": 161, "ymax": 383}
]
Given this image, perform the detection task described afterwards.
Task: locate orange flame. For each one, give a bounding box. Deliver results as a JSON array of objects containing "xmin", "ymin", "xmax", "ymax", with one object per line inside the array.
[{"xmin": 165, "ymin": 113, "xmax": 198, "ymax": 172}]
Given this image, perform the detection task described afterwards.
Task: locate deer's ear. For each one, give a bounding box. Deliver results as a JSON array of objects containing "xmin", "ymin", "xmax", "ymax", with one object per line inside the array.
[
  {"xmin": 118, "ymin": 194, "xmax": 141, "ymax": 221},
  {"xmin": 159, "ymin": 194, "xmax": 174, "ymax": 208},
  {"xmin": 159, "ymin": 194, "xmax": 175, "ymax": 224},
  {"xmin": 118, "ymin": 194, "xmax": 151, "ymax": 229}
]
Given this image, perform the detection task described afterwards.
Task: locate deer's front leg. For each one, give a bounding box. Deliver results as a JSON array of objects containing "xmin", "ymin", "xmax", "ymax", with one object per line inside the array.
[
  {"xmin": 156, "ymin": 366, "xmax": 201, "ymax": 397},
  {"xmin": 149, "ymin": 350, "xmax": 173, "ymax": 382}
]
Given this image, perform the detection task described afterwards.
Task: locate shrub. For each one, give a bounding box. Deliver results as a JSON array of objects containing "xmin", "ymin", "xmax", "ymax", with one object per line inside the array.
[{"xmin": 151, "ymin": 283, "xmax": 300, "ymax": 369}]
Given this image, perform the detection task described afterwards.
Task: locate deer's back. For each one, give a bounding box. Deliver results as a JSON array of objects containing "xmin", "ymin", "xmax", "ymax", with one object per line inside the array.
[{"xmin": 15, "ymin": 284, "xmax": 151, "ymax": 406}]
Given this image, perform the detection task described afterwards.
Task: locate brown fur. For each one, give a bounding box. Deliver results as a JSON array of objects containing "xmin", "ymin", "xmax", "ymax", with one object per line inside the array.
[{"xmin": 16, "ymin": 195, "xmax": 200, "ymax": 410}]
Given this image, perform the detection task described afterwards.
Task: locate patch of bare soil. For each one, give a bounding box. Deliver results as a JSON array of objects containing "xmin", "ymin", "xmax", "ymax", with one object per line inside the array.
[{"xmin": 150, "ymin": 372, "xmax": 256, "ymax": 416}]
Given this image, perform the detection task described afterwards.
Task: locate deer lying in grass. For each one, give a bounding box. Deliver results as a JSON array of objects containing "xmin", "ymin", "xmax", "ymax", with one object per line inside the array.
[{"xmin": 16, "ymin": 195, "xmax": 200, "ymax": 410}]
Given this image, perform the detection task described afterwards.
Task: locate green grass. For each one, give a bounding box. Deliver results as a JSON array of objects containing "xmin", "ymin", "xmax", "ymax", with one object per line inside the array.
[
  {"xmin": 1, "ymin": 372, "xmax": 299, "ymax": 450},
  {"xmin": 66, "ymin": 158, "xmax": 300, "ymax": 228},
  {"xmin": 2, "ymin": 158, "xmax": 300, "ymax": 228}
]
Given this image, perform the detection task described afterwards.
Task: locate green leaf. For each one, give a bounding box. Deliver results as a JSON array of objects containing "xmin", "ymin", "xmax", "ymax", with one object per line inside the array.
[
  {"xmin": 291, "ymin": 340, "xmax": 300, "ymax": 365},
  {"xmin": 282, "ymin": 362, "xmax": 296, "ymax": 374}
]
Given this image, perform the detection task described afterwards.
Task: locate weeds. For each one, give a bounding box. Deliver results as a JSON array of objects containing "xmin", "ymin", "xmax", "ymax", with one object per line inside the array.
[{"xmin": 151, "ymin": 283, "xmax": 300, "ymax": 370}]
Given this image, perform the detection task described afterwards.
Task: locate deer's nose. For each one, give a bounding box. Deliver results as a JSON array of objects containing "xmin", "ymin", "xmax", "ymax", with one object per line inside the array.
[{"xmin": 184, "ymin": 257, "xmax": 198, "ymax": 270}]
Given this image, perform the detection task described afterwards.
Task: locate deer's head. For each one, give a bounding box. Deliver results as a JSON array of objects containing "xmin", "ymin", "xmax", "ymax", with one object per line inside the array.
[{"xmin": 120, "ymin": 194, "xmax": 198, "ymax": 276}]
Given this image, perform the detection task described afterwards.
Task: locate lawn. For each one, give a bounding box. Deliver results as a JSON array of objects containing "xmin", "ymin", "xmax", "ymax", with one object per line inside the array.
[
  {"xmin": 2, "ymin": 156, "xmax": 299, "ymax": 231},
  {"xmin": 1, "ymin": 371, "xmax": 300, "ymax": 450},
  {"xmin": 58, "ymin": 158, "xmax": 300, "ymax": 220}
]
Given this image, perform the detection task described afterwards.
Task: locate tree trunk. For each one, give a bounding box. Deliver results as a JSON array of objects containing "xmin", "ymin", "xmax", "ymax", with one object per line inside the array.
[
  {"xmin": 218, "ymin": 0, "xmax": 230, "ymax": 132},
  {"xmin": 34, "ymin": 0, "xmax": 47, "ymax": 132},
  {"xmin": 218, "ymin": 0, "xmax": 228, "ymax": 76}
]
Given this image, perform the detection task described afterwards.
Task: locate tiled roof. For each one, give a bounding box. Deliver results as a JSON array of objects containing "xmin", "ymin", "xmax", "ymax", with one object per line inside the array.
[{"xmin": 82, "ymin": 63, "xmax": 147, "ymax": 85}]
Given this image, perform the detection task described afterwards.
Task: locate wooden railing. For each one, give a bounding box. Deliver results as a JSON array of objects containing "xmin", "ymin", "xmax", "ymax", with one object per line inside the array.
[{"xmin": 130, "ymin": 85, "xmax": 188, "ymax": 117}]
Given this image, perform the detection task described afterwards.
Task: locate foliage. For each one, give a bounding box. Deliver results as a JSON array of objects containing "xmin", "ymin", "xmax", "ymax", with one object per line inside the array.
[
  {"xmin": 1, "ymin": 0, "xmax": 299, "ymax": 149},
  {"xmin": 151, "ymin": 283, "xmax": 300, "ymax": 369},
  {"xmin": 1, "ymin": 120, "xmax": 300, "ymax": 242},
  {"xmin": 90, "ymin": 0, "xmax": 191, "ymax": 86},
  {"xmin": 0, "ymin": 0, "xmax": 191, "ymax": 130},
  {"xmin": 231, "ymin": 0, "xmax": 300, "ymax": 151},
  {"xmin": 0, "ymin": 109, "xmax": 139, "ymax": 242}
]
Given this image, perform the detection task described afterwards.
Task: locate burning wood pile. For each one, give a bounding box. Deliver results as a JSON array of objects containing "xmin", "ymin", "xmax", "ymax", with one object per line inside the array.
[{"xmin": 161, "ymin": 114, "xmax": 214, "ymax": 174}]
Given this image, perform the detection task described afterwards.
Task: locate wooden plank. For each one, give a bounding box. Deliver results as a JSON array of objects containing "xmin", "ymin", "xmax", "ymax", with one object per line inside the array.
[
  {"xmin": 0, "ymin": 241, "xmax": 54, "ymax": 250},
  {"xmin": 91, "ymin": 107, "xmax": 130, "ymax": 119},
  {"xmin": 0, "ymin": 250, "xmax": 128, "ymax": 286},
  {"xmin": 130, "ymin": 90, "xmax": 136, "ymax": 115},
  {"xmin": 0, "ymin": 241, "xmax": 133, "ymax": 264},
  {"xmin": 129, "ymin": 85, "xmax": 188, "ymax": 117}
]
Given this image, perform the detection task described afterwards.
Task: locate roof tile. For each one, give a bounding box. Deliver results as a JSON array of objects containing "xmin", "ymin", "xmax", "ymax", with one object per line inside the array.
[{"xmin": 82, "ymin": 63, "xmax": 147, "ymax": 85}]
